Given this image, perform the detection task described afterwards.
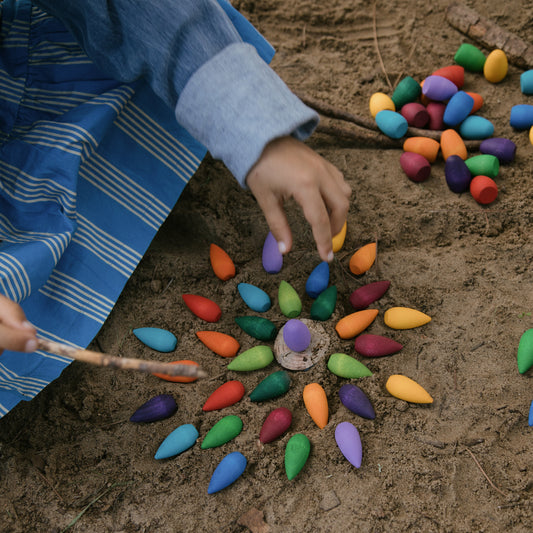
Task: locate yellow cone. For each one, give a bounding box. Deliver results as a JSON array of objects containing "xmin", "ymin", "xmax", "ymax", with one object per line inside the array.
[
  {"xmin": 332, "ymin": 221, "xmax": 347, "ymax": 253},
  {"xmin": 386, "ymin": 374, "xmax": 433, "ymax": 403},
  {"xmin": 384, "ymin": 307, "xmax": 431, "ymax": 329}
]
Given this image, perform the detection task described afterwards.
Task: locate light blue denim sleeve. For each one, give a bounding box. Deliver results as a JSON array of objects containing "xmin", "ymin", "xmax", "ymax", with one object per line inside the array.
[
  {"xmin": 175, "ymin": 42, "xmax": 319, "ymax": 186},
  {"xmin": 32, "ymin": 0, "xmax": 319, "ymax": 186}
]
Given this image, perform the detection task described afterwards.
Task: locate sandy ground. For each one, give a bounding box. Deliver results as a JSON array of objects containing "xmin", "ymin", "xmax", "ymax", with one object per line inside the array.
[{"xmin": 1, "ymin": 1, "xmax": 533, "ymax": 532}]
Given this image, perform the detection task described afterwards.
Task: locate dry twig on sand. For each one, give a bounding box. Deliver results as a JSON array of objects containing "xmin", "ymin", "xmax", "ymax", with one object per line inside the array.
[
  {"xmin": 296, "ymin": 92, "xmax": 482, "ymax": 149},
  {"xmin": 36, "ymin": 338, "xmax": 207, "ymax": 378},
  {"xmin": 465, "ymin": 447, "xmax": 507, "ymax": 496},
  {"xmin": 315, "ymin": 123, "xmax": 403, "ymax": 148},
  {"xmin": 446, "ymin": 2, "xmax": 533, "ymax": 69},
  {"xmin": 372, "ymin": 0, "xmax": 393, "ymax": 91}
]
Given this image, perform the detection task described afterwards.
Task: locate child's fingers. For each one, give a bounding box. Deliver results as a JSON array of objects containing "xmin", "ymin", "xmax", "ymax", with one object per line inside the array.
[
  {"xmin": 0, "ymin": 295, "xmax": 34, "ymax": 330},
  {"xmin": 0, "ymin": 323, "xmax": 38, "ymax": 354},
  {"xmin": 320, "ymin": 174, "xmax": 351, "ymax": 238},
  {"xmin": 296, "ymin": 187, "xmax": 335, "ymax": 262},
  {"xmin": 292, "ymin": 163, "xmax": 350, "ymax": 262},
  {"xmin": 246, "ymin": 136, "xmax": 351, "ymax": 262},
  {"xmin": 0, "ymin": 295, "xmax": 37, "ymax": 354},
  {"xmin": 253, "ymin": 191, "xmax": 293, "ymax": 255},
  {"xmin": 313, "ymin": 160, "xmax": 351, "ymax": 236}
]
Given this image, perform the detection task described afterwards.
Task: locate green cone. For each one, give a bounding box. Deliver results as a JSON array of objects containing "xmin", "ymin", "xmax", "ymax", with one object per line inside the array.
[
  {"xmin": 327, "ymin": 353, "xmax": 372, "ymax": 378},
  {"xmin": 465, "ymin": 154, "xmax": 499, "ymax": 178},
  {"xmin": 250, "ymin": 370, "xmax": 291, "ymax": 402},
  {"xmin": 285, "ymin": 433, "xmax": 311, "ymax": 480},
  {"xmin": 517, "ymin": 328, "xmax": 533, "ymax": 374},
  {"xmin": 201, "ymin": 415, "xmax": 243, "ymax": 449},
  {"xmin": 235, "ymin": 316, "xmax": 277, "ymax": 341},
  {"xmin": 310, "ymin": 285, "xmax": 337, "ymax": 321},
  {"xmin": 391, "ymin": 76, "xmax": 421, "ymax": 109},
  {"xmin": 454, "ymin": 43, "xmax": 486, "ymax": 72},
  {"xmin": 227, "ymin": 345, "xmax": 274, "ymax": 371},
  {"xmin": 278, "ymin": 280, "xmax": 302, "ymax": 318}
]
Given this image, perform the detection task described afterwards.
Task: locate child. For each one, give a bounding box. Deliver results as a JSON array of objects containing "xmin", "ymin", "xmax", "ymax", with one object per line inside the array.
[
  {"xmin": 0, "ymin": 0, "xmax": 350, "ymax": 417},
  {"xmin": 0, "ymin": 296, "xmax": 37, "ymax": 355}
]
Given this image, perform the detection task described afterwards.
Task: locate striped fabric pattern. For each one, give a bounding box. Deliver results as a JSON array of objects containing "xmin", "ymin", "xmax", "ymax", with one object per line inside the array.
[
  {"xmin": 0, "ymin": 0, "xmax": 273, "ymax": 418},
  {"xmin": 0, "ymin": 1, "xmax": 209, "ymax": 418}
]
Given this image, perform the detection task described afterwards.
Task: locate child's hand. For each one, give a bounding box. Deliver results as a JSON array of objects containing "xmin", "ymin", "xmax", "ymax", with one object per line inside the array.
[
  {"xmin": 246, "ymin": 136, "xmax": 351, "ymax": 262},
  {"xmin": 0, "ymin": 295, "xmax": 37, "ymax": 354}
]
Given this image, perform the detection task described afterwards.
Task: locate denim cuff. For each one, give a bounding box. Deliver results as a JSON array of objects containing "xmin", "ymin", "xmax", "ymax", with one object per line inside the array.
[{"xmin": 175, "ymin": 42, "xmax": 319, "ymax": 187}]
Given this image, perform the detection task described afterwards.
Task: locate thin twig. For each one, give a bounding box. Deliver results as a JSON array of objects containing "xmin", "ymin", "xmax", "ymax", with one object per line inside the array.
[
  {"xmin": 393, "ymin": 39, "xmax": 418, "ymax": 89},
  {"xmin": 33, "ymin": 467, "xmax": 64, "ymax": 503},
  {"xmin": 373, "ymin": 1, "xmax": 393, "ymax": 91},
  {"xmin": 296, "ymin": 91, "xmax": 381, "ymax": 131},
  {"xmin": 465, "ymin": 447, "xmax": 506, "ymax": 496},
  {"xmin": 161, "ymin": 278, "xmax": 174, "ymax": 294},
  {"xmin": 207, "ymin": 371, "xmax": 227, "ymax": 382},
  {"xmin": 36, "ymin": 338, "xmax": 207, "ymax": 378},
  {"xmin": 297, "ymin": 91, "xmax": 482, "ymax": 149},
  {"xmin": 61, "ymin": 481, "xmax": 133, "ymax": 533},
  {"xmin": 99, "ymin": 417, "xmax": 130, "ymax": 428},
  {"xmin": 315, "ymin": 122, "xmax": 481, "ymax": 150},
  {"xmin": 297, "ymin": 94, "xmax": 481, "ymax": 151},
  {"xmin": 6, "ymin": 501, "xmax": 19, "ymax": 521},
  {"xmin": 470, "ymin": 341, "xmax": 485, "ymax": 352},
  {"xmin": 414, "ymin": 435, "xmax": 447, "ymax": 449},
  {"xmin": 315, "ymin": 123, "xmax": 402, "ymax": 148}
]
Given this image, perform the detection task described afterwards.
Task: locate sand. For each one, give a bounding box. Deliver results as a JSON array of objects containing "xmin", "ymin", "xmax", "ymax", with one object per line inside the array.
[{"xmin": 1, "ymin": 1, "xmax": 533, "ymax": 531}]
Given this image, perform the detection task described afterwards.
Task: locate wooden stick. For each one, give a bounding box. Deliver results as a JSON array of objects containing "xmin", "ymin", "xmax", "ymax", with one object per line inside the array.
[
  {"xmin": 393, "ymin": 39, "xmax": 418, "ymax": 90},
  {"xmin": 296, "ymin": 91, "xmax": 481, "ymax": 149},
  {"xmin": 465, "ymin": 447, "xmax": 506, "ymax": 496},
  {"xmin": 36, "ymin": 338, "xmax": 207, "ymax": 378},
  {"xmin": 295, "ymin": 92, "xmax": 468, "ymax": 144},
  {"xmin": 295, "ymin": 91, "xmax": 382, "ymax": 132},
  {"xmin": 446, "ymin": 2, "xmax": 533, "ymax": 70},
  {"xmin": 314, "ymin": 117, "xmax": 482, "ymax": 150},
  {"xmin": 315, "ymin": 123, "xmax": 403, "ymax": 148},
  {"xmin": 372, "ymin": 1, "xmax": 393, "ymax": 91}
]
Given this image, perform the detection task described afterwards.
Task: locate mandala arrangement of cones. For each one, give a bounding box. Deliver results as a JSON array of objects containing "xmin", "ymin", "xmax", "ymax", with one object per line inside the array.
[{"xmin": 128, "ymin": 231, "xmax": 437, "ymax": 493}]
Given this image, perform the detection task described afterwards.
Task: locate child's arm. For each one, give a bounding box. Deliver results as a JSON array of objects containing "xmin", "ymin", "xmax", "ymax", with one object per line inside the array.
[
  {"xmin": 246, "ymin": 136, "xmax": 351, "ymax": 263},
  {"xmin": 0, "ymin": 296, "xmax": 37, "ymax": 354},
  {"xmin": 32, "ymin": 0, "xmax": 351, "ymax": 260}
]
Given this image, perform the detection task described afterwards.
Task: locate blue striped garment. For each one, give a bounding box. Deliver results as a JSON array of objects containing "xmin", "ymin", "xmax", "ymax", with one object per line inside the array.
[{"xmin": 0, "ymin": 0, "xmax": 274, "ymax": 417}]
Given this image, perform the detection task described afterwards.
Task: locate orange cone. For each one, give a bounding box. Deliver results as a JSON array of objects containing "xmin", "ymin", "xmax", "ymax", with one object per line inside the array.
[
  {"xmin": 196, "ymin": 331, "xmax": 240, "ymax": 357},
  {"xmin": 335, "ymin": 309, "xmax": 379, "ymax": 339},
  {"xmin": 303, "ymin": 383, "xmax": 328, "ymax": 429},
  {"xmin": 209, "ymin": 244, "xmax": 235, "ymax": 281},
  {"xmin": 349, "ymin": 242, "xmax": 377, "ymax": 275}
]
